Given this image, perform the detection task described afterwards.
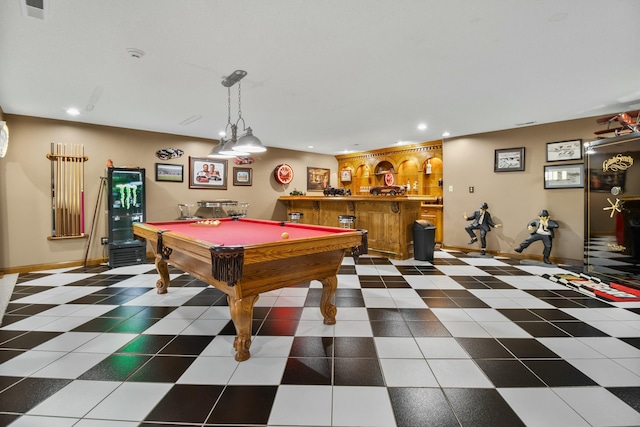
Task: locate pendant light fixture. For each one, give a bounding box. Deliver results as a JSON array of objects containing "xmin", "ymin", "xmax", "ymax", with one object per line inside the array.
[{"xmin": 216, "ymin": 70, "xmax": 266, "ymax": 156}]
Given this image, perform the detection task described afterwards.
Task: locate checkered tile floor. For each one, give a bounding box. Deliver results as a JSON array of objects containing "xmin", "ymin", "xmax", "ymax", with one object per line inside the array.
[{"xmin": 1, "ymin": 250, "xmax": 640, "ymax": 426}]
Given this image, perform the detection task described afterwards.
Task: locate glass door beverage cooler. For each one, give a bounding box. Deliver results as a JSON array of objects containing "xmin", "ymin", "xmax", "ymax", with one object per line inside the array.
[{"xmin": 107, "ymin": 167, "xmax": 146, "ymax": 268}]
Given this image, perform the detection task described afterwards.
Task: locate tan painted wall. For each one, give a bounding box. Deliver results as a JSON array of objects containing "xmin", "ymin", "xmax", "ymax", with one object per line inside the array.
[
  {"xmin": 442, "ymin": 117, "xmax": 601, "ymax": 263},
  {"xmin": 0, "ymin": 115, "xmax": 337, "ymax": 270}
]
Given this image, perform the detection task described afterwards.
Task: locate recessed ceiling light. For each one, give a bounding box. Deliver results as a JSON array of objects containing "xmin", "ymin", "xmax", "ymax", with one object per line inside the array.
[
  {"xmin": 65, "ymin": 107, "xmax": 80, "ymax": 116},
  {"xmin": 218, "ymin": 131, "xmax": 226, "ymax": 137},
  {"xmin": 308, "ymin": 145, "xmax": 314, "ymax": 149},
  {"xmin": 442, "ymin": 131, "xmax": 450, "ymax": 137},
  {"xmin": 417, "ymin": 123, "xmax": 427, "ymax": 131}
]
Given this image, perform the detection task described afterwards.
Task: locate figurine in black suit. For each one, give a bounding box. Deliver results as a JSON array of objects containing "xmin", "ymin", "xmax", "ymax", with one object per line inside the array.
[
  {"xmin": 464, "ymin": 202, "xmax": 501, "ymax": 255},
  {"xmin": 514, "ymin": 209, "xmax": 559, "ymax": 264}
]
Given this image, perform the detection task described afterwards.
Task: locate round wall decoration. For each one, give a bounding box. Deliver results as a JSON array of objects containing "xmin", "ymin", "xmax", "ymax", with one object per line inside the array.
[
  {"xmin": 274, "ymin": 163, "xmax": 294, "ymax": 184},
  {"xmin": 384, "ymin": 172, "xmax": 394, "ymax": 186}
]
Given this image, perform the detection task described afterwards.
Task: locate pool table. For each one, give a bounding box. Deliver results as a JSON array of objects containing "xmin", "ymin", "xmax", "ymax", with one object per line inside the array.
[{"xmin": 133, "ymin": 218, "xmax": 367, "ymax": 361}]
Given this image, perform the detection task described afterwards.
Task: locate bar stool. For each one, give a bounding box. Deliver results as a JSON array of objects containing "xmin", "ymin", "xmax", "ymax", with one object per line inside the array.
[
  {"xmin": 288, "ymin": 212, "xmax": 303, "ymax": 223},
  {"xmin": 338, "ymin": 215, "xmax": 356, "ymax": 229}
]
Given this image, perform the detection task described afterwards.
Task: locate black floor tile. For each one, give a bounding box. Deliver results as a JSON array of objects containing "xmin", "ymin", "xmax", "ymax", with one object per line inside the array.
[
  {"xmin": 476, "ymin": 359, "xmax": 546, "ymax": 387},
  {"xmin": 607, "ymin": 387, "xmax": 640, "ymax": 412},
  {"xmin": 117, "ymin": 334, "xmax": 174, "ymax": 354},
  {"xmin": 515, "ymin": 321, "xmax": 570, "ymax": 337},
  {"xmin": 389, "ymin": 387, "xmax": 459, "ymax": 427},
  {"xmin": 408, "ymin": 320, "xmax": 452, "ymax": 337},
  {"xmin": 0, "ymin": 377, "xmax": 72, "ymax": 413},
  {"xmin": 498, "ymin": 309, "xmax": 543, "ymax": 322},
  {"xmin": 78, "ymin": 354, "xmax": 151, "ymax": 381},
  {"xmin": 258, "ymin": 318, "xmax": 299, "ymax": 336},
  {"xmin": 551, "ymin": 321, "xmax": 610, "ymax": 337},
  {"xmin": 443, "ymin": 388, "xmax": 526, "ymax": 427},
  {"xmin": 456, "ymin": 337, "xmax": 514, "ymax": 359},
  {"xmin": 453, "ymin": 297, "xmax": 491, "ymax": 308},
  {"xmin": 144, "ymin": 384, "xmax": 224, "ymax": 424},
  {"xmin": 128, "ymin": 355, "xmax": 196, "ymax": 382},
  {"xmin": 371, "ymin": 320, "xmax": 413, "ymax": 337},
  {"xmin": 159, "ymin": 335, "xmax": 214, "ymax": 355},
  {"xmin": 281, "ymin": 357, "xmax": 332, "ymax": 385},
  {"xmin": 522, "ymin": 360, "xmax": 599, "ymax": 386},
  {"xmin": 334, "ymin": 358, "xmax": 384, "ymax": 386},
  {"xmin": 206, "ymin": 385, "xmax": 277, "ymax": 425},
  {"xmin": 529, "ymin": 308, "xmax": 578, "ymax": 321},
  {"xmin": 424, "ymin": 297, "xmax": 458, "ymax": 308},
  {"xmin": 498, "ymin": 338, "xmax": 560, "ymax": 359},
  {"xmin": 620, "ymin": 337, "xmax": 640, "ymax": 350},
  {"xmin": 0, "ymin": 331, "xmax": 61, "ymax": 350},
  {"xmin": 109, "ymin": 317, "xmax": 161, "ymax": 333},
  {"xmin": 399, "ymin": 308, "xmax": 439, "ymax": 321},
  {"xmin": 289, "ymin": 336, "xmax": 334, "ymax": 358},
  {"xmin": 367, "ymin": 307, "xmax": 403, "ymax": 321},
  {"xmin": 71, "ymin": 317, "xmax": 126, "ymax": 333},
  {"xmin": 334, "ymin": 337, "xmax": 377, "ymax": 358}
]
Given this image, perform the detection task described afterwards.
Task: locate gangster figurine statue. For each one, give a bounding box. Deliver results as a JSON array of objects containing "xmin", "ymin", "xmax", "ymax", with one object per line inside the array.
[
  {"xmin": 463, "ymin": 202, "xmax": 501, "ymax": 255},
  {"xmin": 514, "ymin": 209, "xmax": 559, "ymax": 264}
]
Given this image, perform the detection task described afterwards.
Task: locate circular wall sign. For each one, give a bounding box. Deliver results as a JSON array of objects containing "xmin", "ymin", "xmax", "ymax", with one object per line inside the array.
[
  {"xmin": 274, "ymin": 163, "xmax": 294, "ymax": 184},
  {"xmin": 384, "ymin": 172, "xmax": 394, "ymax": 186}
]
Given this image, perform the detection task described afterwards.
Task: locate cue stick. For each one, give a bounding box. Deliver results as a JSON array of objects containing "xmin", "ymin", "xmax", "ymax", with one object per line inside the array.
[
  {"xmin": 63, "ymin": 143, "xmax": 68, "ymax": 235},
  {"xmin": 72, "ymin": 144, "xmax": 77, "ymax": 236},
  {"xmin": 50, "ymin": 142, "xmax": 56, "ymax": 237},
  {"xmin": 56, "ymin": 143, "xmax": 61, "ymax": 236},
  {"xmin": 80, "ymin": 144, "xmax": 85, "ymax": 234}
]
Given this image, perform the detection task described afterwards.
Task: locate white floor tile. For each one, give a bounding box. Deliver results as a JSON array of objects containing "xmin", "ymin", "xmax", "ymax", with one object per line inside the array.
[
  {"xmin": 552, "ymin": 387, "xmax": 640, "ymax": 427},
  {"xmin": 537, "ymin": 337, "xmax": 607, "ymax": 359},
  {"xmin": 567, "ymin": 358, "xmax": 640, "ymax": 387},
  {"xmin": 268, "ymin": 385, "xmax": 332, "ymax": 426},
  {"xmin": 498, "ymin": 387, "xmax": 589, "ymax": 427},
  {"xmin": 374, "ymin": 337, "xmax": 424, "ymax": 359},
  {"xmin": 441, "ymin": 321, "xmax": 492, "ymax": 337},
  {"xmin": 380, "ymin": 358, "xmax": 439, "ymax": 387},
  {"xmin": 578, "ymin": 337, "xmax": 640, "ymax": 358},
  {"xmin": 333, "ymin": 320, "xmax": 373, "ymax": 337},
  {"xmin": 84, "ymin": 382, "xmax": 173, "ymax": 421},
  {"xmin": 73, "ymin": 333, "xmax": 137, "ymax": 354},
  {"xmin": 415, "ymin": 337, "xmax": 471, "ymax": 359},
  {"xmin": 27, "ymin": 380, "xmax": 121, "ymax": 417},
  {"xmin": 427, "ymin": 359, "xmax": 493, "ymax": 387},
  {"xmin": 34, "ymin": 352, "xmax": 110, "ymax": 379},
  {"xmin": 7, "ymin": 415, "xmax": 78, "ymax": 427},
  {"xmin": 176, "ymin": 356, "xmax": 238, "ymax": 384},
  {"xmin": 332, "ymin": 386, "xmax": 396, "ymax": 427},
  {"xmin": 0, "ymin": 350, "xmax": 66, "ymax": 376},
  {"xmin": 228, "ymin": 356, "xmax": 287, "ymax": 385},
  {"xmin": 478, "ymin": 321, "xmax": 532, "ymax": 338},
  {"xmin": 33, "ymin": 332, "xmax": 101, "ymax": 352}
]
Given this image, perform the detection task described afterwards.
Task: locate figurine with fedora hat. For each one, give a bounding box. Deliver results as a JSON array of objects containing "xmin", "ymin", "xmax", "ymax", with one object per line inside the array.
[
  {"xmin": 463, "ymin": 202, "xmax": 501, "ymax": 255},
  {"xmin": 514, "ymin": 209, "xmax": 559, "ymax": 264}
]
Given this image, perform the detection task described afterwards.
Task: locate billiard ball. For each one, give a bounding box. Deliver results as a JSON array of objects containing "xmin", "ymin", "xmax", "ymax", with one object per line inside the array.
[
  {"xmin": 281, "ymin": 232, "xmax": 289, "ymax": 239},
  {"xmin": 212, "ymin": 220, "xmax": 221, "ymax": 227}
]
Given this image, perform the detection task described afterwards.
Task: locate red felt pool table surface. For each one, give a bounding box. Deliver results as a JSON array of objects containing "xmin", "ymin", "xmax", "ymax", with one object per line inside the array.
[
  {"xmin": 132, "ymin": 218, "xmax": 365, "ymax": 361},
  {"xmin": 144, "ymin": 217, "xmax": 354, "ymax": 247}
]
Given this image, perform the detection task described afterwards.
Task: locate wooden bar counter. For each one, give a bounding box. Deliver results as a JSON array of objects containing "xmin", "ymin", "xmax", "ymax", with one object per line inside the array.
[{"xmin": 278, "ymin": 195, "xmax": 442, "ymax": 260}]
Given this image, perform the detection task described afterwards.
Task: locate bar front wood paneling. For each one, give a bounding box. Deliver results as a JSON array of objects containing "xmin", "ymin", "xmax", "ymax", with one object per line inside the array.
[{"xmin": 279, "ymin": 195, "xmax": 442, "ymax": 259}]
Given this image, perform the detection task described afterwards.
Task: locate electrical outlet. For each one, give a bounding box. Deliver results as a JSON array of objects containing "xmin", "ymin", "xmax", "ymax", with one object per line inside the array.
[
  {"xmin": 101, "ymin": 237, "xmax": 109, "ymax": 245},
  {"xmin": 469, "ymin": 186, "xmax": 474, "ymax": 193},
  {"xmin": 448, "ymin": 185, "xmax": 454, "ymax": 192}
]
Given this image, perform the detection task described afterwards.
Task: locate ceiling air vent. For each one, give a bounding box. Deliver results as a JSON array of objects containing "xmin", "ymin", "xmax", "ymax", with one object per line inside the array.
[{"xmin": 21, "ymin": 0, "xmax": 48, "ymax": 20}]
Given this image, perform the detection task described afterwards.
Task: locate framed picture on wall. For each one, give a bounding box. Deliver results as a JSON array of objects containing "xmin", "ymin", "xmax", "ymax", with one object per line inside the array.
[
  {"xmin": 188, "ymin": 156, "xmax": 227, "ymax": 189},
  {"xmin": 546, "ymin": 139, "xmax": 583, "ymax": 162},
  {"xmin": 544, "ymin": 163, "xmax": 584, "ymax": 189},
  {"xmin": 155, "ymin": 163, "xmax": 183, "ymax": 182},
  {"xmin": 340, "ymin": 169, "xmax": 352, "ymax": 182},
  {"xmin": 307, "ymin": 167, "xmax": 330, "ymax": 191},
  {"xmin": 233, "ymin": 167, "xmax": 252, "ymax": 186},
  {"xmin": 494, "ymin": 147, "xmax": 525, "ymax": 172}
]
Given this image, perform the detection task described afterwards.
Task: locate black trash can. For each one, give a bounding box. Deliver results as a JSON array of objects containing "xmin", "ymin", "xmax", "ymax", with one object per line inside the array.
[{"xmin": 413, "ymin": 220, "xmax": 436, "ymax": 261}]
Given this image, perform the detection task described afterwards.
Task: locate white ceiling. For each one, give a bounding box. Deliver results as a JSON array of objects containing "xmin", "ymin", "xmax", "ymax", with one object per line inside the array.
[{"xmin": 1, "ymin": 0, "xmax": 639, "ymax": 155}]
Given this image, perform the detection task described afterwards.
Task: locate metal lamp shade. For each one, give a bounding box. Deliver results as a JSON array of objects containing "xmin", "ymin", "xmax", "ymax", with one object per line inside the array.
[{"xmin": 234, "ymin": 128, "xmax": 266, "ymax": 153}]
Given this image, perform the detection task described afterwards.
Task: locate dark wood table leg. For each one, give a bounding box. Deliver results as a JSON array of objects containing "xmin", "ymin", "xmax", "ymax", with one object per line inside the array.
[{"xmin": 319, "ymin": 275, "xmax": 338, "ymax": 325}]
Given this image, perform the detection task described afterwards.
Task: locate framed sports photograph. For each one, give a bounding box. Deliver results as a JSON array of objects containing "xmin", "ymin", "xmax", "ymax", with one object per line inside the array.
[
  {"xmin": 233, "ymin": 167, "xmax": 252, "ymax": 186},
  {"xmin": 494, "ymin": 147, "xmax": 525, "ymax": 172},
  {"xmin": 544, "ymin": 163, "xmax": 584, "ymax": 189},
  {"xmin": 546, "ymin": 139, "xmax": 583, "ymax": 162},
  {"xmin": 307, "ymin": 167, "xmax": 330, "ymax": 191},
  {"xmin": 155, "ymin": 163, "xmax": 183, "ymax": 182},
  {"xmin": 188, "ymin": 156, "xmax": 227, "ymax": 189}
]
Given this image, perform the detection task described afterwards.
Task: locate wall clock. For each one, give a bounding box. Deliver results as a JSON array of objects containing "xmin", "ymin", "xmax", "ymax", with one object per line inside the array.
[
  {"xmin": 274, "ymin": 163, "xmax": 294, "ymax": 184},
  {"xmin": 0, "ymin": 121, "xmax": 8, "ymax": 158}
]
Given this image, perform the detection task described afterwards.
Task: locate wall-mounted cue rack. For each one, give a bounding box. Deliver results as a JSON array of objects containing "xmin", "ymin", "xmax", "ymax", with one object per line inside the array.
[{"xmin": 46, "ymin": 143, "xmax": 89, "ymax": 240}]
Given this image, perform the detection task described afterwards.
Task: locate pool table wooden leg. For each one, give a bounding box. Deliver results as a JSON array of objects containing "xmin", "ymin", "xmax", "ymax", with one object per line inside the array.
[
  {"xmin": 154, "ymin": 254, "xmax": 170, "ymax": 294},
  {"xmin": 319, "ymin": 275, "xmax": 338, "ymax": 325},
  {"xmin": 227, "ymin": 294, "xmax": 259, "ymax": 362}
]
